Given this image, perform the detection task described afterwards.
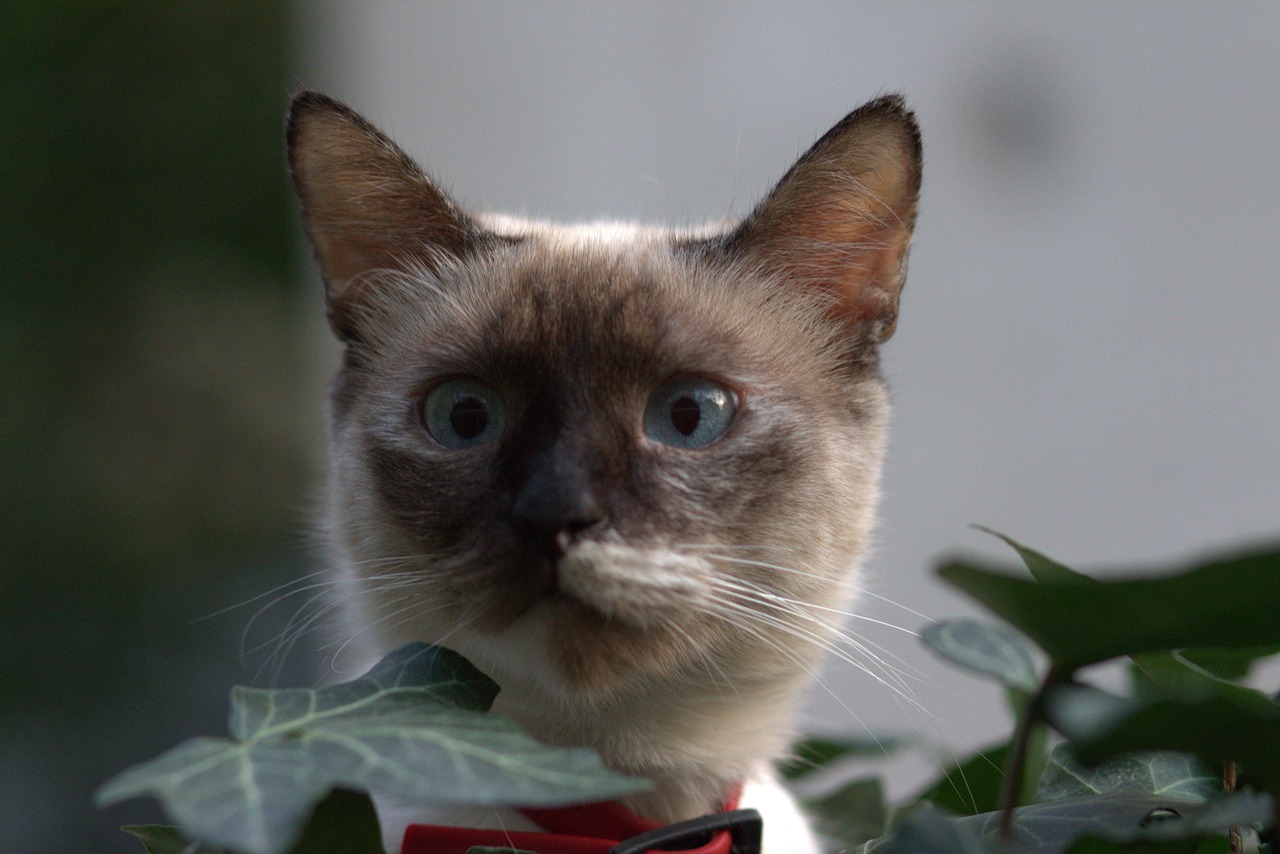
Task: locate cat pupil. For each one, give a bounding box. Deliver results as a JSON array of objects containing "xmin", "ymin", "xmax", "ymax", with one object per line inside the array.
[
  {"xmin": 670, "ymin": 396, "xmax": 702, "ymax": 436},
  {"xmin": 450, "ymin": 397, "xmax": 488, "ymax": 439}
]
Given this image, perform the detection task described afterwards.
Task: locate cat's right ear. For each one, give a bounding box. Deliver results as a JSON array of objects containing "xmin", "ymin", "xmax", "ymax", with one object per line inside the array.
[{"xmin": 287, "ymin": 91, "xmax": 477, "ymax": 340}]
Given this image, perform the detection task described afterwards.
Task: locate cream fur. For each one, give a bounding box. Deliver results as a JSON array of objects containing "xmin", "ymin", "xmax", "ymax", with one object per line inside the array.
[{"xmin": 288, "ymin": 89, "xmax": 921, "ymax": 854}]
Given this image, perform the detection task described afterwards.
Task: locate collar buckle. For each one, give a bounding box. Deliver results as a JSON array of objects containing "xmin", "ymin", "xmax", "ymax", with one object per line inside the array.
[{"xmin": 606, "ymin": 808, "xmax": 763, "ymax": 854}]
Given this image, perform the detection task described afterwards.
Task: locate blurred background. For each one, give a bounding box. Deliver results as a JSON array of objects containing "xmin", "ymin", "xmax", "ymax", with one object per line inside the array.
[{"xmin": 3, "ymin": 3, "xmax": 1277, "ymax": 851}]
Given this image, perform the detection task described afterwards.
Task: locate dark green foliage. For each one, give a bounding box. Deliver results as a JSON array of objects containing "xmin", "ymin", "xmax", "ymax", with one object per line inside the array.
[
  {"xmin": 287, "ymin": 791, "xmax": 383, "ymax": 854},
  {"xmin": 1066, "ymin": 695, "xmax": 1280, "ymax": 792},
  {"xmin": 910, "ymin": 743, "xmax": 1011, "ymax": 816},
  {"xmin": 1036, "ymin": 746, "xmax": 1219, "ymax": 805},
  {"xmin": 102, "ymin": 535, "xmax": 1279, "ymax": 853},
  {"xmin": 937, "ymin": 544, "xmax": 1280, "ymax": 672}
]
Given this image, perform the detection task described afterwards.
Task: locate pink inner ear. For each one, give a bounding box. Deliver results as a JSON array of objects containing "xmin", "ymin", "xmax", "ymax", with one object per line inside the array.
[
  {"xmin": 734, "ymin": 115, "xmax": 920, "ymax": 342},
  {"xmin": 764, "ymin": 199, "xmax": 914, "ymax": 340},
  {"xmin": 824, "ymin": 222, "xmax": 912, "ymax": 330},
  {"xmin": 289, "ymin": 96, "xmax": 478, "ymax": 341},
  {"xmin": 312, "ymin": 232, "xmax": 393, "ymax": 292}
]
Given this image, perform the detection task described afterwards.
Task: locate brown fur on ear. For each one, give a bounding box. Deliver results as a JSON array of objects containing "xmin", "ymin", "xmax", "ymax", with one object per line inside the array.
[
  {"xmin": 721, "ymin": 95, "xmax": 922, "ymax": 342},
  {"xmin": 286, "ymin": 90, "xmax": 480, "ymax": 340}
]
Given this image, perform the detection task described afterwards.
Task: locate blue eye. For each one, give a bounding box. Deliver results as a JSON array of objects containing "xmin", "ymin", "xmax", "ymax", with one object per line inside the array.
[
  {"xmin": 421, "ymin": 379, "xmax": 505, "ymax": 449},
  {"xmin": 644, "ymin": 377, "xmax": 739, "ymax": 449}
]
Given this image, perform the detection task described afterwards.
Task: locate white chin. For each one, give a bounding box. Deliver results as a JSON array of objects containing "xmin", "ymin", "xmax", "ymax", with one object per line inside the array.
[{"xmin": 451, "ymin": 601, "xmax": 570, "ymax": 697}]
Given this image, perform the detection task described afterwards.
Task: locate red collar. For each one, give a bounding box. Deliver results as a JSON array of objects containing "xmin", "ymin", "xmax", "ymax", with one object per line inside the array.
[{"xmin": 401, "ymin": 787, "xmax": 760, "ymax": 854}]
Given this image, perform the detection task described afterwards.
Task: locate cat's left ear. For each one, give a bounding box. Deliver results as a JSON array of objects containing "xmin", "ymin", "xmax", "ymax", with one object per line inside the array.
[{"xmin": 718, "ymin": 96, "xmax": 922, "ymax": 342}]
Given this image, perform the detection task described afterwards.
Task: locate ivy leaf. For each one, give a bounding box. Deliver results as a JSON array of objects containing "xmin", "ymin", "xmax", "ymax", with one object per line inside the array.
[
  {"xmin": 856, "ymin": 792, "xmax": 1270, "ymax": 854},
  {"xmin": 123, "ymin": 825, "xmax": 221, "ymax": 854},
  {"xmin": 1065, "ymin": 693, "xmax": 1280, "ymax": 792},
  {"xmin": 960, "ymin": 796, "xmax": 1234, "ymax": 854},
  {"xmin": 97, "ymin": 643, "xmax": 647, "ymax": 854},
  {"xmin": 1062, "ymin": 789, "xmax": 1274, "ymax": 851},
  {"xmin": 854, "ymin": 804, "xmax": 997, "ymax": 854},
  {"xmin": 1046, "ymin": 656, "xmax": 1280, "ymax": 793},
  {"xmin": 1036, "ymin": 746, "xmax": 1219, "ymax": 805},
  {"xmin": 937, "ymin": 544, "xmax": 1280, "ymax": 672},
  {"xmin": 973, "ymin": 527, "xmax": 1095, "ymax": 585},
  {"xmin": 1064, "ymin": 837, "xmax": 1216, "ymax": 853},
  {"xmin": 1174, "ymin": 645, "xmax": 1280, "ymax": 681},
  {"xmin": 860, "ymin": 793, "xmax": 1271, "ymax": 854},
  {"xmin": 778, "ymin": 734, "xmax": 908, "ymax": 781},
  {"xmin": 922, "ymin": 619, "xmax": 1041, "ymax": 693},
  {"xmin": 1130, "ymin": 651, "xmax": 1280, "ymax": 714}
]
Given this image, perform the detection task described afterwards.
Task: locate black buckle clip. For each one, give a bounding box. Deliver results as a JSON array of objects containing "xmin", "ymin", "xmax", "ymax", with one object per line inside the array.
[{"xmin": 607, "ymin": 808, "xmax": 762, "ymax": 854}]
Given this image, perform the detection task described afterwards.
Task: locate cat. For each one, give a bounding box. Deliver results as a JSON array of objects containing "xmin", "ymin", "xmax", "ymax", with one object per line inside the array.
[{"xmin": 287, "ymin": 89, "xmax": 921, "ymax": 853}]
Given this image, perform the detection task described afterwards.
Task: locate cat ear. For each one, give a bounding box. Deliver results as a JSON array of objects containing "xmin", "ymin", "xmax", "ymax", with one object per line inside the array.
[
  {"xmin": 287, "ymin": 91, "xmax": 479, "ymax": 340},
  {"xmin": 721, "ymin": 96, "xmax": 922, "ymax": 342}
]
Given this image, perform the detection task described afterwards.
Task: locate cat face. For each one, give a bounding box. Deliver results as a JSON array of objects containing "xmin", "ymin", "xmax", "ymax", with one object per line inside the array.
[{"xmin": 289, "ymin": 93, "xmax": 921, "ymax": 700}]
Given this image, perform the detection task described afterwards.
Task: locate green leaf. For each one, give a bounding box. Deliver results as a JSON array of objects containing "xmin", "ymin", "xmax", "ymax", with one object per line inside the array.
[
  {"xmin": 1175, "ymin": 645, "xmax": 1280, "ymax": 681},
  {"xmin": 974, "ymin": 527, "xmax": 1095, "ymax": 585},
  {"xmin": 1131, "ymin": 651, "xmax": 1280, "ymax": 714},
  {"xmin": 98, "ymin": 644, "xmax": 647, "ymax": 854},
  {"xmin": 854, "ymin": 804, "xmax": 997, "ymax": 854},
  {"xmin": 922, "ymin": 619, "xmax": 1041, "ymax": 693},
  {"xmin": 1065, "ymin": 693, "xmax": 1280, "ymax": 792},
  {"xmin": 123, "ymin": 825, "xmax": 221, "ymax": 854},
  {"xmin": 937, "ymin": 543, "xmax": 1280, "ymax": 672},
  {"xmin": 1062, "ymin": 789, "xmax": 1274, "ymax": 851},
  {"xmin": 911, "ymin": 743, "xmax": 1010, "ymax": 816},
  {"xmin": 961, "ymin": 796, "xmax": 1225, "ymax": 854},
  {"xmin": 778, "ymin": 734, "xmax": 908, "ymax": 781},
  {"xmin": 858, "ymin": 792, "xmax": 1270, "ymax": 854},
  {"xmin": 1036, "ymin": 746, "xmax": 1219, "ymax": 805},
  {"xmin": 287, "ymin": 789, "xmax": 381, "ymax": 854},
  {"xmin": 803, "ymin": 777, "xmax": 888, "ymax": 849},
  {"xmin": 1064, "ymin": 836, "xmax": 1213, "ymax": 853}
]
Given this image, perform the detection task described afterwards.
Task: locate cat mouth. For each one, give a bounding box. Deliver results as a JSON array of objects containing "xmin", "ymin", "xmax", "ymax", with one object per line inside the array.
[
  {"xmin": 548, "ymin": 541, "xmax": 711, "ymax": 630},
  {"xmin": 465, "ymin": 543, "xmax": 719, "ymax": 694}
]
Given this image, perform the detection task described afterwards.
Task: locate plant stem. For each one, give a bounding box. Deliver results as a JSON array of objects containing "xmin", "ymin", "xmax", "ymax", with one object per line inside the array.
[
  {"xmin": 998, "ymin": 668, "xmax": 1058, "ymax": 840},
  {"xmin": 1224, "ymin": 761, "xmax": 1241, "ymax": 854}
]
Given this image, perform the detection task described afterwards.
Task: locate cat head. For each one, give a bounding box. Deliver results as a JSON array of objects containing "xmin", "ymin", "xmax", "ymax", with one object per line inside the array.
[{"xmin": 288, "ymin": 91, "xmax": 921, "ymax": 702}]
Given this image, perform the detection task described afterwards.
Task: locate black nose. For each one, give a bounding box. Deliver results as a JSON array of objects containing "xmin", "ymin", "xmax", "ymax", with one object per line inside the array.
[{"xmin": 511, "ymin": 449, "xmax": 604, "ymax": 561}]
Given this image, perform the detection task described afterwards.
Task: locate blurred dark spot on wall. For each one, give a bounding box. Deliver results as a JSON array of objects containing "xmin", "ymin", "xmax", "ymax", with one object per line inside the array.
[{"xmin": 956, "ymin": 43, "xmax": 1078, "ymax": 202}]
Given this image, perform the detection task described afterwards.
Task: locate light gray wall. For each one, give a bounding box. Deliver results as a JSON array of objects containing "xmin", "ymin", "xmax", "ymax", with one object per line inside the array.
[{"xmin": 293, "ymin": 1, "xmax": 1280, "ymax": 794}]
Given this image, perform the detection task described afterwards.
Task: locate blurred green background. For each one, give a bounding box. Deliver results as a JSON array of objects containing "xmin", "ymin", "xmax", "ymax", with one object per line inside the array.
[{"xmin": 1, "ymin": 4, "xmax": 322, "ymax": 850}]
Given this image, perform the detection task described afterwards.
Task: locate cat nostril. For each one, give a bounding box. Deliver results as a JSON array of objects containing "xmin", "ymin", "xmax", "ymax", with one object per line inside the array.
[
  {"xmin": 511, "ymin": 487, "xmax": 603, "ymax": 561},
  {"xmin": 515, "ymin": 509, "xmax": 603, "ymax": 562},
  {"xmin": 511, "ymin": 443, "xmax": 604, "ymax": 559}
]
